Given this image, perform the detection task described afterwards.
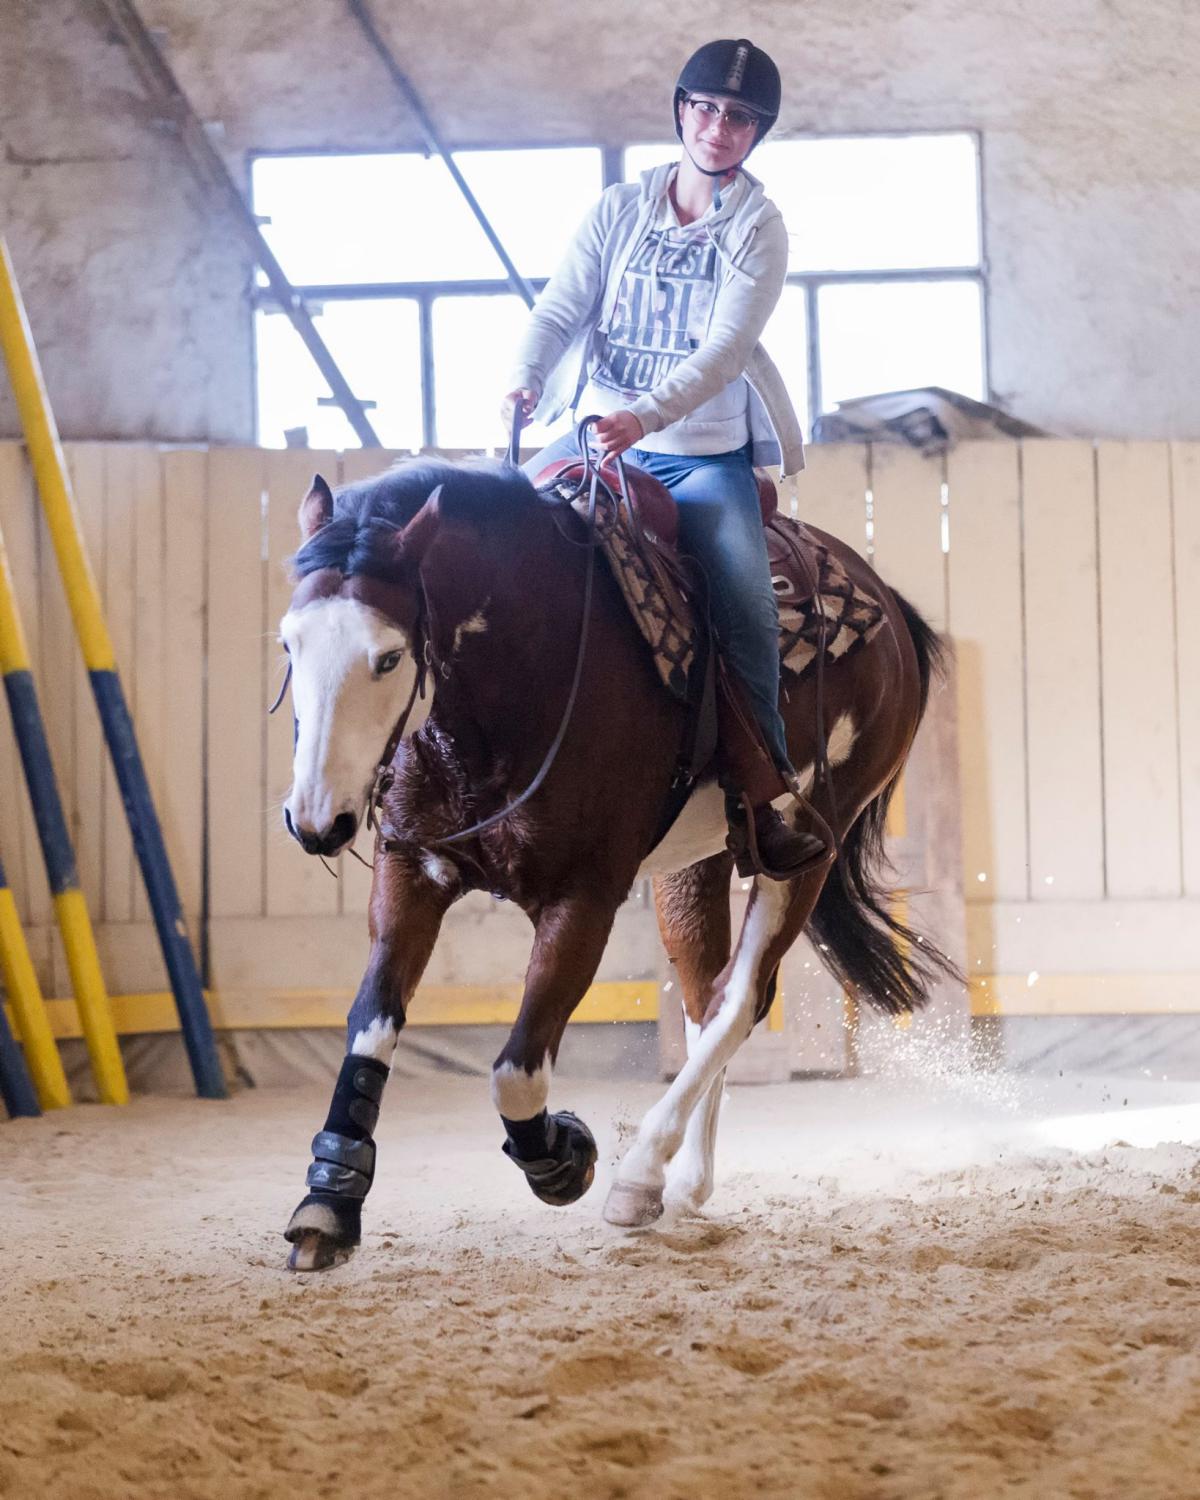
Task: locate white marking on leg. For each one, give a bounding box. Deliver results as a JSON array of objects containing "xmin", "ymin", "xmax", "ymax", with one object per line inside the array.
[
  {"xmin": 350, "ymin": 1015, "xmax": 399, "ymax": 1062},
  {"xmin": 491, "ymin": 1055, "xmax": 551, "ymax": 1120},
  {"xmin": 616, "ymin": 879, "xmax": 790, "ymax": 1194},
  {"xmin": 666, "ymin": 1010, "xmax": 727, "ymax": 1208}
]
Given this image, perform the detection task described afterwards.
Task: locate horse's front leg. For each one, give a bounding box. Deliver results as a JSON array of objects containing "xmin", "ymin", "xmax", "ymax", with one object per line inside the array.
[
  {"xmin": 284, "ymin": 851, "xmax": 454, "ymax": 1271},
  {"xmin": 491, "ymin": 896, "xmax": 618, "ymax": 1208}
]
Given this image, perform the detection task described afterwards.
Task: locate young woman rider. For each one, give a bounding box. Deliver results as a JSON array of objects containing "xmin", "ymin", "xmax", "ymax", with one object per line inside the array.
[{"xmin": 502, "ymin": 38, "xmax": 824, "ymax": 878}]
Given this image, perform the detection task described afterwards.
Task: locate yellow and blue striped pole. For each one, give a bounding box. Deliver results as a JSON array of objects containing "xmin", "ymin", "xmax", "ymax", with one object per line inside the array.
[
  {"xmin": 0, "ymin": 238, "xmax": 225, "ymax": 1100},
  {"xmin": 0, "ymin": 1011, "xmax": 39, "ymax": 1119},
  {"xmin": 0, "ymin": 498, "xmax": 124, "ymax": 1103},
  {"xmin": 0, "ymin": 852, "xmax": 67, "ymax": 1110}
]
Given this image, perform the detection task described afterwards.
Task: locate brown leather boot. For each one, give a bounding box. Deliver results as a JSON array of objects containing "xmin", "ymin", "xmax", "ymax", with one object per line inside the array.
[
  {"xmin": 748, "ymin": 801, "xmax": 828, "ymax": 879},
  {"xmin": 715, "ymin": 663, "xmax": 832, "ymax": 881}
]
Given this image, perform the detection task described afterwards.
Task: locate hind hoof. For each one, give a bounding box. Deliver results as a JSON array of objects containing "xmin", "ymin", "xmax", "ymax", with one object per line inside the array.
[
  {"xmin": 603, "ymin": 1180, "xmax": 665, "ymax": 1228},
  {"xmin": 286, "ymin": 1229, "xmax": 353, "ymax": 1273}
]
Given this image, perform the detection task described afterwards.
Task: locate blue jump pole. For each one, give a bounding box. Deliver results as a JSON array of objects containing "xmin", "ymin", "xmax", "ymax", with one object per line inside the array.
[{"xmin": 0, "ymin": 854, "xmax": 41, "ymax": 1119}]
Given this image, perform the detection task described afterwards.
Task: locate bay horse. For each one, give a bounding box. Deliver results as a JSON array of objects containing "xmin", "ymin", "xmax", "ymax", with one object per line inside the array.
[{"xmin": 277, "ymin": 454, "xmax": 953, "ymax": 1271}]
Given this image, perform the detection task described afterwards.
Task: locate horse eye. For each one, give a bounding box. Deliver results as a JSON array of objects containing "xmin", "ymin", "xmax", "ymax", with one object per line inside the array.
[{"xmin": 375, "ymin": 650, "xmax": 404, "ymax": 676}]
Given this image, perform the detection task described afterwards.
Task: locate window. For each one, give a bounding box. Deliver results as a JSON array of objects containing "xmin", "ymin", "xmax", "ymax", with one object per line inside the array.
[
  {"xmin": 625, "ymin": 133, "xmax": 985, "ymax": 432},
  {"xmin": 253, "ymin": 133, "xmax": 984, "ymax": 449},
  {"xmin": 251, "ymin": 148, "xmax": 604, "ymax": 449}
]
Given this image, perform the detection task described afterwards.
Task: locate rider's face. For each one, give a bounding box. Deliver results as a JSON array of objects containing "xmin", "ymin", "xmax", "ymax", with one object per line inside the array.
[{"xmin": 678, "ymin": 93, "xmax": 759, "ymax": 174}]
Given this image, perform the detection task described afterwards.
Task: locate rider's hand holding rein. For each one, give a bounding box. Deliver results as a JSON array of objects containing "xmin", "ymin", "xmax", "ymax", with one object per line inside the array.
[
  {"xmin": 501, "ymin": 390, "xmax": 643, "ymax": 459},
  {"xmin": 593, "ymin": 409, "xmax": 645, "ymax": 459},
  {"xmin": 501, "ymin": 388, "xmax": 538, "ymax": 433}
]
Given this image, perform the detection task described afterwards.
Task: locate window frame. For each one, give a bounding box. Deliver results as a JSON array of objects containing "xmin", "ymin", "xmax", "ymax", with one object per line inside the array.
[{"xmin": 249, "ymin": 131, "xmax": 988, "ymax": 448}]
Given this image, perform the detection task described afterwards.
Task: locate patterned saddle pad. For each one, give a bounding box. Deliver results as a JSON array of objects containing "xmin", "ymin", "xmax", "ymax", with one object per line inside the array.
[
  {"xmin": 541, "ymin": 475, "xmax": 885, "ymax": 699},
  {"xmin": 766, "ymin": 516, "xmax": 887, "ymax": 680}
]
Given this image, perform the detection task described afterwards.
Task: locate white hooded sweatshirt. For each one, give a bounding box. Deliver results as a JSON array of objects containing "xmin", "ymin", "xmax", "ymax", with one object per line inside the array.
[{"xmin": 508, "ymin": 161, "xmax": 806, "ymax": 476}]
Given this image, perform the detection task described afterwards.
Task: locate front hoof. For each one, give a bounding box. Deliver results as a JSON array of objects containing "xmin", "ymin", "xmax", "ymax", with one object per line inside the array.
[
  {"xmin": 284, "ymin": 1194, "xmax": 360, "ymax": 1272},
  {"xmin": 287, "ymin": 1229, "xmax": 354, "ymax": 1273},
  {"xmin": 603, "ymin": 1180, "xmax": 665, "ymax": 1228},
  {"xmin": 505, "ymin": 1110, "xmax": 598, "ymax": 1207}
]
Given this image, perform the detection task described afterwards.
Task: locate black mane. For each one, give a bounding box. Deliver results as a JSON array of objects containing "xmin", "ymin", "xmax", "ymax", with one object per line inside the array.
[{"xmin": 293, "ymin": 458, "xmax": 539, "ymax": 580}]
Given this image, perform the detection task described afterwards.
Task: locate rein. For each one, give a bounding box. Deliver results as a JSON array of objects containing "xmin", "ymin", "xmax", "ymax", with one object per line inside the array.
[{"xmin": 413, "ymin": 414, "xmax": 607, "ymax": 852}]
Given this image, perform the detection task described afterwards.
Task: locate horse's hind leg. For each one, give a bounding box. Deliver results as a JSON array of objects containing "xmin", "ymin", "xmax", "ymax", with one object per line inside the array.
[
  {"xmin": 284, "ymin": 853, "xmax": 453, "ymax": 1271},
  {"xmin": 491, "ymin": 895, "xmax": 618, "ymax": 1207},
  {"xmin": 605, "ymin": 868, "xmax": 823, "ymax": 1228},
  {"xmin": 651, "ymin": 854, "xmax": 734, "ymax": 1213}
]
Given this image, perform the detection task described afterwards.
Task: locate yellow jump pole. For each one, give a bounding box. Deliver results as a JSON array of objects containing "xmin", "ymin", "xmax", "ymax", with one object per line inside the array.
[
  {"xmin": 0, "ymin": 497, "xmax": 121, "ymax": 1103},
  {"xmin": 0, "ymin": 847, "xmax": 62, "ymax": 1114},
  {"xmin": 0, "ymin": 238, "xmax": 224, "ymax": 1100}
]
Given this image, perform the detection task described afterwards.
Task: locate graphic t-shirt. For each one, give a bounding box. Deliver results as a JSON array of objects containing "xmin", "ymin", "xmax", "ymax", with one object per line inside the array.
[{"xmin": 581, "ymin": 174, "xmax": 751, "ymax": 454}]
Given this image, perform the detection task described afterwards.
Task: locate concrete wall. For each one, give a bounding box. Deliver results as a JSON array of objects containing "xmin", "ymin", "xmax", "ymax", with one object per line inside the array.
[{"xmin": 0, "ymin": 0, "xmax": 1196, "ymax": 442}]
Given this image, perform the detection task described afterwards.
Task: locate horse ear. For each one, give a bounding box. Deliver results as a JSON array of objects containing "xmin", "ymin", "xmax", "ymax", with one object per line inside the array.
[
  {"xmin": 299, "ymin": 474, "xmax": 335, "ymax": 541},
  {"xmin": 395, "ymin": 485, "xmax": 443, "ymax": 566}
]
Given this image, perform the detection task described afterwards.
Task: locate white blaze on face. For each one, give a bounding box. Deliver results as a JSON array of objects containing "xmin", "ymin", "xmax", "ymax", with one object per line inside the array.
[{"xmin": 280, "ymin": 596, "xmax": 429, "ymax": 838}]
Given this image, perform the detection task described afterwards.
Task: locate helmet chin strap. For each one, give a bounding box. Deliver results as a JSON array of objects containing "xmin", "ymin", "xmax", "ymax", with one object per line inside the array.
[{"xmin": 680, "ymin": 146, "xmax": 741, "ymax": 209}]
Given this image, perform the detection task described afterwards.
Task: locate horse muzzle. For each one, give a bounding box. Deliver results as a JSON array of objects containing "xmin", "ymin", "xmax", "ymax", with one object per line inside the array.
[{"xmin": 284, "ymin": 806, "xmax": 358, "ymax": 857}]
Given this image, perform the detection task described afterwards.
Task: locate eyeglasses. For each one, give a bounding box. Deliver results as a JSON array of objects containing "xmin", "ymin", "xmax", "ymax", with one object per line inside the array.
[{"xmin": 684, "ymin": 97, "xmax": 760, "ymax": 133}]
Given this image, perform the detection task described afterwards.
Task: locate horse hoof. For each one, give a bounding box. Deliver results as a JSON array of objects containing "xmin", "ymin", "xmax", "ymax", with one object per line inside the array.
[
  {"xmin": 532, "ymin": 1112, "xmax": 598, "ymax": 1207},
  {"xmin": 286, "ymin": 1229, "xmax": 353, "ymax": 1273},
  {"xmin": 603, "ymin": 1180, "xmax": 665, "ymax": 1228}
]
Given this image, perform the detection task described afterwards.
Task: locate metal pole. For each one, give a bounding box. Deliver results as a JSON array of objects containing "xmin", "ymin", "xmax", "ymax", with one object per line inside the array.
[
  {"xmin": 0, "ymin": 237, "xmax": 226, "ymax": 1100},
  {"xmin": 347, "ymin": 0, "xmax": 537, "ymax": 311},
  {"xmin": 93, "ymin": 0, "xmax": 381, "ymax": 447},
  {"xmin": 0, "ymin": 853, "xmax": 58, "ymax": 1116}
]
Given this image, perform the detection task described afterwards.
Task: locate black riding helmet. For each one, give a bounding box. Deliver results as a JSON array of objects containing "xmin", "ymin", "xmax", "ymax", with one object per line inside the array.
[{"xmin": 673, "ymin": 38, "xmax": 782, "ymax": 148}]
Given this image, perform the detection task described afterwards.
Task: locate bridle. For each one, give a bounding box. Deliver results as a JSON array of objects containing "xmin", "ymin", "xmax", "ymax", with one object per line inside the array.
[{"xmin": 272, "ymin": 415, "xmax": 610, "ymax": 864}]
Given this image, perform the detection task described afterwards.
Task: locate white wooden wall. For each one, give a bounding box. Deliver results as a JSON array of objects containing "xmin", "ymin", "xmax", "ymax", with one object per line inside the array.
[{"xmin": 0, "ymin": 440, "xmax": 1196, "ymax": 1020}]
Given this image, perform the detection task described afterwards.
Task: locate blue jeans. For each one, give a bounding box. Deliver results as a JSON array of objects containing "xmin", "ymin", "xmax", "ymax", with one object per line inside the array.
[{"xmin": 525, "ymin": 435, "xmax": 789, "ymax": 768}]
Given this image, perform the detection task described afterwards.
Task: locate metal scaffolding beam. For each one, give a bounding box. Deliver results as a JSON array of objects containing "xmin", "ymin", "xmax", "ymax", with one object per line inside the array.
[
  {"xmin": 91, "ymin": 0, "xmax": 381, "ymax": 446},
  {"xmin": 346, "ymin": 0, "xmax": 536, "ymax": 311}
]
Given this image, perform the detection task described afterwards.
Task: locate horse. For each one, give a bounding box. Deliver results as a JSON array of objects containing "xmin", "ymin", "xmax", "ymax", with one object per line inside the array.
[{"xmin": 275, "ymin": 452, "xmax": 955, "ymax": 1271}]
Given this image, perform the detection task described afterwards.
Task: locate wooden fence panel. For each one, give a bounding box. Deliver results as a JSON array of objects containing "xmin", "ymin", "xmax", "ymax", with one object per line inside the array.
[
  {"xmin": 1021, "ymin": 440, "xmax": 1105, "ymax": 900},
  {"xmin": 1172, "ymin": 443, "xmax": 1200, "ymax": 897},
  {"xmin": 159, "ymin": 450, "xmax": 207, "ymax": 927},
  {"xmin": 797, "ymin": 442, "xmax": 869, "ymax": 549},
  {"xmin": 99, "ymin": 446, "xmax": 138, "ymax": 923},
  {"xmin": 946, "ymin": 441, "xmax": 1028, "ymax": 902},
  {"xmin": 206, "ymin": 448, "xmax": 268, "ymax": 920},
  {"xmin": 131, "ymin": 447, "xmax": 166, "ymax": 928},
  {"xmin": 63, "ymin": 445, "xmax": 106, "ymax": 924},
  {"xmin": 1097, "ymin": 442, "xmax": 1180, "ymax": 897},
  {"xmin": 869, "ymin": 444, "xmax": 947, "ymax": 630}
]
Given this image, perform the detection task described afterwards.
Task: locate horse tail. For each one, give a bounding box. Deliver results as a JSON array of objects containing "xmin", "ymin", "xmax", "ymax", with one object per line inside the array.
[{"xmin": 806, "ymin": 589, "xmax": 961, "ymax": 1016}]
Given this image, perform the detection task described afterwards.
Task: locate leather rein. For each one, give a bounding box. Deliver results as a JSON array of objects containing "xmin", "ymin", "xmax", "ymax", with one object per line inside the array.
[{"xmin": 272, "ymin": 414, "xmax": 611, "ymax": 863}]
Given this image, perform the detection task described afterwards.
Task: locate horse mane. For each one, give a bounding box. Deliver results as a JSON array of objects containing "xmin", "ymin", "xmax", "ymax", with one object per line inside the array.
[{"xmin": 292, "ymin": 457, "xmax": 540, "ymax": 580}]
